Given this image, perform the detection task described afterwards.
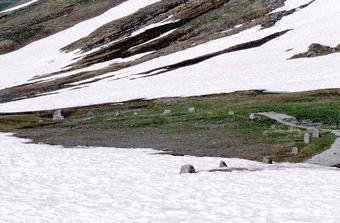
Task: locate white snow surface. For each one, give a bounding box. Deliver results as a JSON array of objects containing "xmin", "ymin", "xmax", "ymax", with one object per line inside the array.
[
  {"xmin": 1, "ymin": 0, "xmax": 340, "ymax": 112},
  {"xmin": 0, "ymin": 0, "xmax": 38, "ymax": 13},
  {"xmin": 0, "ymin": 133, "xmax": 340, "ymax": 222}
]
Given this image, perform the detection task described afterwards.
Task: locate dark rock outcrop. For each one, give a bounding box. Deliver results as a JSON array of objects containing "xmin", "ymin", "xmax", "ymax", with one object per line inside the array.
[{"xmin": 291, "ymin": 43, "xmax": 340, "ymax": 59}]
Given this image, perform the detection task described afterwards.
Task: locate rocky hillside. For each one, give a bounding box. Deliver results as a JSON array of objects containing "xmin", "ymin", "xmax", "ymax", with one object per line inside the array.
[{"xmin": 0, "ymin": 0, "xmax": 339, "ymax": 112}]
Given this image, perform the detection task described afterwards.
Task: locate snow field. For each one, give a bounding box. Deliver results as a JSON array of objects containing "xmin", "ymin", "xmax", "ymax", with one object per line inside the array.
[{"xmin": 0, "ymin": 133, "xmax": 340, "ymax": 222}]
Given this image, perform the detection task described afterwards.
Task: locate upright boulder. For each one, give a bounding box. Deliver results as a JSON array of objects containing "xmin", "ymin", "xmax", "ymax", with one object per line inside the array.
[
  {"xmin": 228, "ymin": 111, "xmax": 235, "ymax": 116},
  {"xmin": 304, "ymin": 132, "xmax": 311, "ymax": 144},
  {"xmin": 188, "ymin": 107, "xmax": 196, "ymax": 113},
  {"xmin": 163, "ymin": 109, "xmax": 171, "ymax": 115},
  {"xmin": 290, "ymin": 147, "xmax": 299, "ymax": 155},
  {"xmin": 312, "ymin": 129, "xmax": 320, "ymax": 138},
  {"xmin": 53, "ymin": 110, "xmax": 64, "ymax": 121}
]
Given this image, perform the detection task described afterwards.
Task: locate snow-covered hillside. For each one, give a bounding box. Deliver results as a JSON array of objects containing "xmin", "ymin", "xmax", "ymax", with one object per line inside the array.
[
  {"xmin": 0, "ymin": 133, "xmax": 339, "ymax": 222},
  {"xmin": 0, "ymin": 0, "xmax": 339, "ymax": 112}
]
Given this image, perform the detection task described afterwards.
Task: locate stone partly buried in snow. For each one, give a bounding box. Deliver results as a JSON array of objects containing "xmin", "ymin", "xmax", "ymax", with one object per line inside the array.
[
  {"xmin": 180, "ymin": 161, "xmax": 248, "ymax": 174},
  {"xmin": 180, "ymin": 164, "xmax": 196, "ymax": 174},
  {"xmin": 219, "ymin": 160, "xmax": 228, "ymax": 168},
  {"xmin": 263, "ymin": 156, "xmax": 273, "ymax": 164},
  {"xmin": 332, "ymin": 164, "xmax": 340, "ymax": 168},
  {"xmin": 53, "ymin": 110, "xmax": 64, "ymax": 121}
]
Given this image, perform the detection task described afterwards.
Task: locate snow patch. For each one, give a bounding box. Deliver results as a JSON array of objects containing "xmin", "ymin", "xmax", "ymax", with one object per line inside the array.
[{"xmin": 0, "ymin": 133, "xmax": 339, "ymax": 222}]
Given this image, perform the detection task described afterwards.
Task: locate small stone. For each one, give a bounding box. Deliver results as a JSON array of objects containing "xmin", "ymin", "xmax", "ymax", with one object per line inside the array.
[
  {"xmin": 86, "ymin": 111, "xmax": 95, "ymax": 119},
  {"xmin": 163, "ymin": 109, "xmax": 171, "ymax": 115},
  {"xmin": 291, "ymin": 147, "xmax": 299, "ymax": 155},
  {"xmin": 219, "ymin": 161, "xmax": 228, "ymax": 168},
  {"xmin": 263, "ymin": 156, "xmax": 273, "ymax": 164},
  {"xmin": 304, "ymin": 132, "xmax": 311, "ymax": 144},
  {"xmin": 249, "ymin": 113, "xmax": 256, "ymax": 120},
  {"xmin": 114, "ymin": 111, "xmax": 121, "ymax": 117},
  {"xmin": 228, "ymin": 111, "xmax": 235, "ymax": 116},
  {"xmin": 332, "ymin": 164, "xmax": 340, "ymax": 168},
  {"xmin": 288, "ymin": 126, "xmax": 295, "ymax": 132},
  {"xmin": 180, "ymin": 164, "xmax": 196, "ymax": 174},
  {"xmin": 53, "ymin": 110, "xmax": 64, "ymax": 121},
  {"xmin": 312, "ymin": 129, "xmax": 320, "ymax": 138},
  {"xmin": 133, "ymin": 112, "xmax": 138, "ymax": 116},
  {"xmin": 188, "ymin": 107, "xmax": 196, "ymax": 113}
]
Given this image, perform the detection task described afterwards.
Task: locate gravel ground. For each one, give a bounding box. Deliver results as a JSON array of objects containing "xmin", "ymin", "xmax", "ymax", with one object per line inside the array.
[{"xmin": 258, "ymin": 112, "xmax": 340, "ymax": 167}]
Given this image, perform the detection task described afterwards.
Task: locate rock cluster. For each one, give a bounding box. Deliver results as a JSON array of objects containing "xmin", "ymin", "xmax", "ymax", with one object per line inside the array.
[{"xmin": 291, "ymin": 43, "xmax": 340, "ymax": 59}]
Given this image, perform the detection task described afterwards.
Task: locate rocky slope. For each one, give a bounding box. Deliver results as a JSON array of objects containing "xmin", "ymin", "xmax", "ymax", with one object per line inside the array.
[{"xmin": 0, "ymin": 0, "xmax": 339, "ymax": 112}]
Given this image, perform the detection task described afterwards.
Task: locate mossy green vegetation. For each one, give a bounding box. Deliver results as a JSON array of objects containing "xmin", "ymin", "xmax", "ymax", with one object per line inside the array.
[{"xmin": 0, "ymin": 90, "xmax": 338, "ymax": 163}]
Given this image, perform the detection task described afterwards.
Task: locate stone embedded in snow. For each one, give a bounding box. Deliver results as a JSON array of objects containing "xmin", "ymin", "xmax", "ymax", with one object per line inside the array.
[
  {"xmin": 219, "ymin": 160, "xmax": 228, "ymax": 168},
  {"xmin": 163, "ymin": 109, "xmax": 171, "ymax": 115},
  {"xmin": 304, "ymin": 132, "xmax": 311, "ymax": 144},
  {"xmin": 263, "ymin": 156, "xmax": 273, "ymax": 164},
  {"xmin": 228, "ymin": 111, "xmax": 235, "ymax": 116},
  {"xmin": 53, "ymin": 110, "xmax": 64, "ymax": 121},
  {"xmin": 291, "ymin": 147, "xmax": 299, "ymax": 155},
  {"xmin": 249, "ymin": 113, "xmax": 256, "ymax": 120},
  {"xmin": 180, "ymin": 164, "xmax": 196, "ymax": 174},
  {"xmin": 291, "ymin": 43, "xmax": 339, "ymax": 59},
  {"xmin": 312, "ymin": 129, "xmax": 320, "ymax": 138},
  {"xmin": 332, "ymin": 163, "xmax": 340, "ymax": 168},
  {"xmin": 188, "ymin": 107, "xmax": 196, "ymax": 113}
]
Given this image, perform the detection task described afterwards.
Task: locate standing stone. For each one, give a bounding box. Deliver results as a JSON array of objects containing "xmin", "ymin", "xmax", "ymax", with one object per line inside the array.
[
  {"xmin": 86, "ymin": 111, "xmax": 95, "ymax": 119},
  {"xmin": 163, "ymin": 109, "xmax": 171, "ymax": 115},
  {"xmin": 114, "ymin": 111, "xmax": 121, "ymax": 117},
  {"xmin": 312, "ymin": 129, "xmax": 320, "ymax": 138},
  {"xmin": 188, "ymin": 107, "xmax": 196, "ymax": 113},
  {"xmin": 304, "ymin": 132, "xmax": 311, "ymax": 144},
  {"xmin": 228, "ymin": 111, "xmax": 235, "ymax": 116},
  {"xmin": 263, "ymin": 156, "xmax": 273, "ymax": 164},
  {"xmin": 249, "ymin": 113, "xmax": 256, "ymax": 120},
  {"xmin": 180, "ymin": 164, "xmax": 196, "ymax": 174},
  {"xmin": 53, "ymin": 110, "xmax": 64, "ymax": 121},
  {"xmin": 291, "ymin": 147, "xmax": 299, "ymax": 155},
  {"xmin": 219, "ymin": 160, "xmax": 228, "ymax": 168}
]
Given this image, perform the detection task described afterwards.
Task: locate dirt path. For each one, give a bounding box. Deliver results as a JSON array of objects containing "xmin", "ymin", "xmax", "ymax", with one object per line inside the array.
[{"xmin": 257, "ymin": 112, "xmax": 340, "ymax": 166}]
